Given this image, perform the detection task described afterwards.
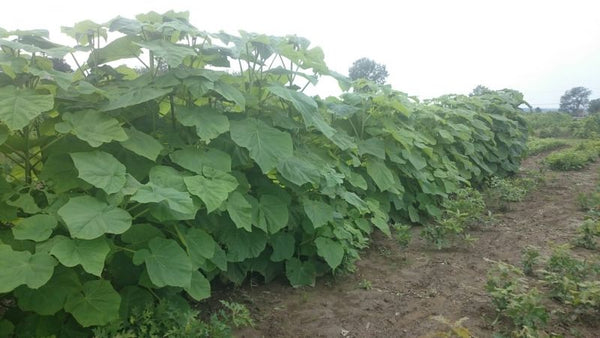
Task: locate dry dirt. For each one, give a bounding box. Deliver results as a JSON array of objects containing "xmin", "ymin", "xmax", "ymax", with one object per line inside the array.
[{"xmin": 216, "ymin": 151, "xmax": 600, "ymax": 337}]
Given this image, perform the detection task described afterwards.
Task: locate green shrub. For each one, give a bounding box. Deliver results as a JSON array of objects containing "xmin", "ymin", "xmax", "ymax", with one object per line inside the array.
[
  {"xmin": 486, "ymin": 261, "xmax": 548, "ymax": 334},
  {"xmin": 573, "ymin": 220, "xmax": 600, "ymax": 250},
  {"xmin": 92, "ymin": 298, "xmax": 252, "ymax": 338},
  {"xmin": 420, "ymin": 188, "xmax": 485, "ymax": 249},
  {"xmin": 576, "ymin": 192, "xmax": 600, "ymax": 211},
  {"xmin": 544, "ymin": 142, "xmax": 600, "ymax": 171},
  {"xmin": 526, "ymin": 138, "xmax": 570, "ymax": 156},
  {"xmin": 523, "ymin": 112, "xmax": 573, "ymax": 138},
  {"xmin": 571, "ymin": 113, "xmax": 600, "ymax": 139},
  {"xmin": 521, "ymin": 246, "xmax": 540, "ymax": 276},
  {"xmin": 393, "ymin": 224, "xmax": 412, "ymax": 248}
]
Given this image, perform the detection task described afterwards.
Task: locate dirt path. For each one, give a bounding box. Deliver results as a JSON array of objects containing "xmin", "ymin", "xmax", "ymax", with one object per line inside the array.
[{"xmin": 225, "ymin": 153, "xmax": 600, "ymax": 337}]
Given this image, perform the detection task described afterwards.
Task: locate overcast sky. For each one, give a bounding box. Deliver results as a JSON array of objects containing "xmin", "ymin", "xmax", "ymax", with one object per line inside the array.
[{"xmin": 2, "ymin": 0, "xmax": 599, "ymax": 108}]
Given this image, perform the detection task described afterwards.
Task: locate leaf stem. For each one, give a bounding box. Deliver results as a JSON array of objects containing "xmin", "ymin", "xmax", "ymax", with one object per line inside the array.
[
  {"xmin": 173, "ymin": 224, "xmax": 190, "ymax": 256},
  {"xmin": 70, "ymin": 52, "xmax": 86, "ymax": 76},
  {"xmin": 114, "ymin": 245, "xmax": 136, "ymax": 253},
  {"xmin": 132, "ymin": 208, "xmax": 150, "ymax": 219}
]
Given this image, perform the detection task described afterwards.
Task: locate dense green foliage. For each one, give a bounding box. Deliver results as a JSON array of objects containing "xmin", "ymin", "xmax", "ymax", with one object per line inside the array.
[
  {"xmin": 0, "ymin": 11, "xmax": 528, "ymax": 334},
  {"xmin": 544, "ymin": 141, "xmax": 600, "ymax": 171},
  {"xmin": 524, "ymin": 110, "xmax": 600, "ymax": 140},
  {"xmin": 525, "ymin": 138, "xmax": 569, "ymax": 156},
  {"xmin": 523, "ymin": 112, "xmax": 573, "ymax": 138}
]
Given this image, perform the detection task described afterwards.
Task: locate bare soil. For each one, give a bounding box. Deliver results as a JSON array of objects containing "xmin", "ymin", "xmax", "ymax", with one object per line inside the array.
[{"xmin": 219, "ymin": 152, "xmax": 600, "ymax": 337}]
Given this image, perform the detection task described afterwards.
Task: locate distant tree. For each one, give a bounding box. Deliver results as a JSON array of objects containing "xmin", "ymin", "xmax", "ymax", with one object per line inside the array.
[
  {"xmin": 470, "ymin": 85, "xmax": 492, "ymax": 96},
  {"xmin": 51, "ymin": 58, "xmax": 73, "ymax": 72},
  {"xmin": 559, "ymin": 87, "xmax": 591, "ymax": 116},
  {"xmin": 589, "ymin": 98, "xmax": 600, "ymax": 114},
  {"xmin": 348, "ymin": 58, "xmax": 389, "ymax": 85},
  {"xmin": 534, "ymin": 107, "xmax": 542, "ymax": 113}
]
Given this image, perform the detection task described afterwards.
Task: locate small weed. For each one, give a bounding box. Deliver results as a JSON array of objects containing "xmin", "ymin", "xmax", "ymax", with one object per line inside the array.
[
  {"xmin": 393, "ymin": 224, "xmax": 412, "ymax": 248},
  {"xmin": 485, "ymin": 261, "xmax": 549, "ymax": 334},
  {"xmin": 92, "ymin": 297, "xmax": 253, "ymax": 338},
  {"xmin": 220, "ymin": 300, "xmax": 254, "ymax": 328},
  {"xmin": 430, "ymin": 315, "xmax": 472, "ymax": 338},
  {"xmin": 378, "ymin": 246, "xmax": 392, "ymax": 257},
  {"xmin": 521, "ymin": 246, "xmax": 540, "ymax": 276},
  {"xmin": 421, "ymin": 188, "xmax": 485, "ymax": 249},
  {"xmin": 573, "ymin": 220, "xmax": 600, "ymax": 250},
  {"xmin": 358, "ymin": 279, "xmax": 372, "ymax": 290},
  {"xmin": 576, "ymin": 192, "xmax": 600, "ymax": 211},
  {"xmin": 489, "ymin": 176, "xmax": 528, "ymax": 202}
]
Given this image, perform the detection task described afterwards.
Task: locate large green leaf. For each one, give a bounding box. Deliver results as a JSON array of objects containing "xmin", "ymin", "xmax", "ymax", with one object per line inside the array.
[
  {"xmin": 212, "ymin": 81, "xmax": 246, "ymax": 108},
  {"xmin": 131, "ymin": 183, "xmax": 196, "ymax": 214},
  {"xmin": 39, "ymin": 153, "xmax": 89, "ymax": 193},
  {"xmin": 276, "ymin": 156, "xmax": 321, "ymax": 186},
  {"xmin": 226, "ymin": 191, "xmax": 254, "ymax": 232},
  {"xmin": 402, "ymin": 149, "xmax": 427, "ymax": 170},
  {"xmin": 0, "ymin": 244, "xmax": 57, "ymax": 293},
  {"xmin": 120, "ymin": 127, "xmax": 163, "ymax": 161},
  {"xmin": 181, "ymin": 228, "xmax": 216, "ymax": 268},
  {"xmin": 285, "ymin": 258, "xmax": 316, "ymax": 287},
  {"xmin": 88, "ymin": 35, "xmax": 142, "ymax": 67},
  {"xmin": 103, "ymin": 86, "xmax": 172, "ymax": 111},
  {"xmin": 184, "ymin": 270, "xmax": 211, "ymax": 301},
  {"xmin": 50, "ymin": 236, "xmax": 110, "ymax": 276},
  {"xmin": 175, "ymin": 106, "xmax": 229, "ymax": 143},
  {"xmin": 366, "ymin": 159, "xmax": 396, "ymax": 192},
  {"xmin": 71, "ymin": 151, "xmax": 127, "ymax": 194},
  {"xmin": 270, "ymin": 232, "xmax": 295, "ymax": 262},
  {"xmin": 0, "ymin": 86, "xmax": 53, "ymax": 130},
  {"xmin": 14, "ymin": 267, "xmax": 81, "ymax": 316},
  {"xmin": 267, "ymin": 85, "xmax": 336, "ymax": 137},
  {"xmin": 149, "ymin": 165, "xmax": 186, "ymax": 191},
  {"xmin": 220, "ymin": 226, "xmax": 267, "ymax": 262},
  {"xmin": 314, "ymin": 237, "xmax": 344, "ymax": 270},
  {"xmin": 29, "ymin": 67, "xmax": 74, "ymax": 90},
  {"xmin": 64, "ymin": 280, "xmax": 121, "ymax": 327},
  {"xmin": 12, "ymin": 214, "xmax": 57, "ymax": 242},
  {"xmin": 0, "ymin": 124, "xmax": 8, "ymax": 145},
  {"xmin": 358, "ymin": 138, "xmax": 386, "ymax": 159},
  {"xmin": 302, "ymin": 199, "xmax": 334, "ymax": 229},
  {"xmin": 133, "ymin": 238, "xmax": 193, "ymax": 287},
  {"xmin": 170, "ymin": 147, "xmax": 231, "ymax": 174},
  {"xmin": 257, "ymin": 195, "xmax": 289, "ymax": 234},
  {"xmin": 121, "ymin": 223, "xmax": 165, "ymax": 246},
  {"xmin": 118, "ymin": 286, "xmax": 153, "ymax": 319},
  {"xmin": 230, "ymin": 118, "xmax": 293, "ymax": 173},
  {"xmin": 0, "ymin": 320, "xmax": 12, "ymax": 338},
  {"xmin": 7, "ymin": 193, "xmax": 40, "ymax": 214},
  {"xmin": 56, "ymin": 110, "xmax": 128, "ymax": 147},
  {"xmin": 57, "ymin": 196, "xmax": 132, "ymax": 239},
  {"xmin": 136, "ymin": 40, "xmax": 196, "ymax": 67},
  {"xmin": 184, "ymin": 168, "xmax": 238, "ymax": 213}
]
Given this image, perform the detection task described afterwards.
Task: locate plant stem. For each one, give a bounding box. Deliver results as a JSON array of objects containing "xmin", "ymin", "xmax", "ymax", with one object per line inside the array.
[
  {"xmin": 3, "ymin": 153, "xmax": 26, "ymax": 169},
  {"xmin": 170, "ymin": 94, "xmax": 176, "ymax": 131},
  {"xmin": 173, "ymin": 224, "xmax": 190, "ymax": 256},
  {"xmin": 132, "ymin": 208, "xmax": 150, "ymax": 219},
  {"xmin": 24, "ymin": 126, "xmax": 31, "ymax": 184},
  {"xmin": 70, "ymin": 52, "xmax": 86, "ymax": 76},
  {"xmin": 114, "ymin": 245, "xmax": 136, "ymax": 253}
]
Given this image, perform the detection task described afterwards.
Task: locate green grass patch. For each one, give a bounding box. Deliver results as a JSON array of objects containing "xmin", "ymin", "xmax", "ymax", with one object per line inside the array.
[{"xmin": 526, "ymin": 138, "xmax": 570, "ymax": 156}]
